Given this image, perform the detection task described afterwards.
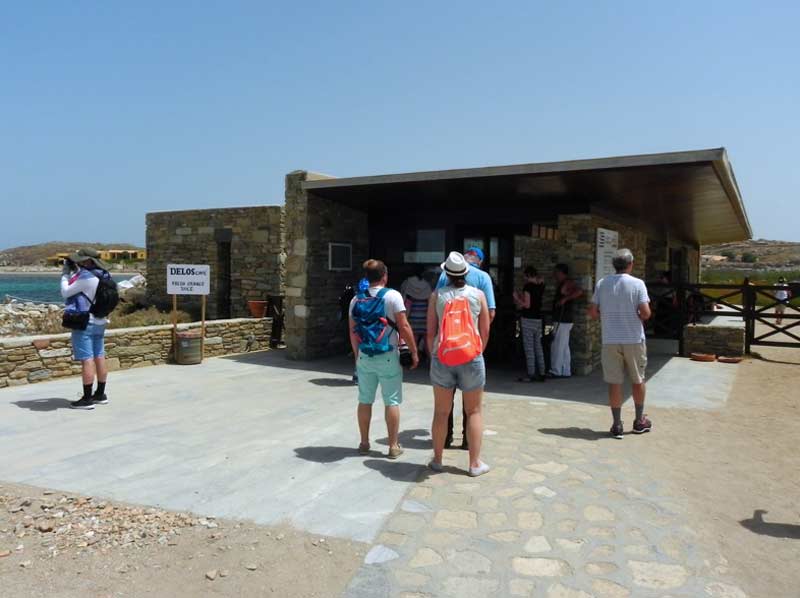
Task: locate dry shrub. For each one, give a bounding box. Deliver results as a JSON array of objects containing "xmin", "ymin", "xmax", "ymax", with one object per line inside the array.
[{"xmin": 108, "ymin": 306, "xmax": 193, "ymax": 329}]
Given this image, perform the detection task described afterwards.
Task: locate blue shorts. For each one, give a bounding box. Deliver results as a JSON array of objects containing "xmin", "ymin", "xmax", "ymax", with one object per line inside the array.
[
  {"xmin": 430, "ymin": 354, "xmax": 486, "ymax": 392},
  {"xmin": 71, "ymin": 323, "xmax": 107, "ymax": 361},
  {"xmin": 357, "ymin": 352, "xmax": 403, "ymax": 407}
]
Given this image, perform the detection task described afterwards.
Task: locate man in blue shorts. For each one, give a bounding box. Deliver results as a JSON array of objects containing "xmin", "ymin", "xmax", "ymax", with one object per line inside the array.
[{"xmin": 435, "ymin": 247, "xmax": 496, "ymax": 449}]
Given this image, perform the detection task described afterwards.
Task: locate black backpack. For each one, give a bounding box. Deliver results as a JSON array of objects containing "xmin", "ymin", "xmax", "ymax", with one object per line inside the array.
[{"xmin": 89, "ymin": 271, "xmax": 119, "ymax": 318}]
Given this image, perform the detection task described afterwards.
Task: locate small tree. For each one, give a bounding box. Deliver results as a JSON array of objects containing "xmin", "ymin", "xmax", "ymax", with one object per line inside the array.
[
  {"xmin": 741, "ymin": 252, "xmax": 758, "ymax": 264},
  {"xmin": 720, "ymin": 250, "xmax": 737, "ymax": 261}
]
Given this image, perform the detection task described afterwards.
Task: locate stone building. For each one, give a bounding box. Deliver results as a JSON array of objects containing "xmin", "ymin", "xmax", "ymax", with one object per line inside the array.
[
  {"xmin": 283, "ymin": 148, "xmax": 751, "ymax": 373},
  {"xmin": 146, "ymin": 206, "xmax": 285, "ymax": 319}
]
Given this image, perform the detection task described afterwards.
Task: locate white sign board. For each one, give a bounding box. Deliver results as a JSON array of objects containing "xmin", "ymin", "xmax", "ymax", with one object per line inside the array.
[
  {"xmin": 167, "ymin": 264, "xmax": 211, "ymax": 295},
  {"xmin": 595, "ymin": 228, "xmax": 619, "ymax": 288}
]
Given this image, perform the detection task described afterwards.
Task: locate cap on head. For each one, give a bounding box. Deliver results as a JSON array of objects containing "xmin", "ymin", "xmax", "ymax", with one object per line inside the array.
[
  {"xmin": 441, "ymin": 251, "xmax": 469, "ymax": 277},
  {"xmin": 465, "ymin": 247, "xmax": 485, "ymax": 263}
]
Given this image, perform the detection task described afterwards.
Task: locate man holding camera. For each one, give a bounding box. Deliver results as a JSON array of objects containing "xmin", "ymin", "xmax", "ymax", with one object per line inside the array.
[
  {"xmin": 349, "ymin": 259, "xmax": 418, "ymax": 459},
  {"xmin": 60, "ymin": 248, "xmax": 114, "ymax": 410}
]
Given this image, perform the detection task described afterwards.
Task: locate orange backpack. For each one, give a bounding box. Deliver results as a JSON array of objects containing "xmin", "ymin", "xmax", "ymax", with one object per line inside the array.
[{"xmin": 437, "ymin": 295, "xmax": 482, "ymax": 366}]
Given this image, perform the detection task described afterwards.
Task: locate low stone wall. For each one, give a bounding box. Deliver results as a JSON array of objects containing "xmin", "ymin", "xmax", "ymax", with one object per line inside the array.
[
  {"xmin": 683, "ymin": 324, "xmax": 745, "ymax": 357},
  {"xmin": 0, "ymin": 318, "xmax": 272, "ymax": 388}
]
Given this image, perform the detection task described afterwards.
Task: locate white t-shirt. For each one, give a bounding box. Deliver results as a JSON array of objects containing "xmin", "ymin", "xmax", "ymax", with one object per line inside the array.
[
  {"xmin": 775, "ymin": 284, "xmax": 789, "ymax": 301},
  {"xmin": 349, "ymin": 286, "xmax": 406, "ymax": 349},
  {"xmin": 592, "ymin": 274, "xmax": 650, "ymax": 345}
]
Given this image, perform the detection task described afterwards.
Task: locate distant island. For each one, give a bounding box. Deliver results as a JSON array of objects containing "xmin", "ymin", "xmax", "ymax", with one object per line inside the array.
[{"xmin": 0, "ymin": 241, "xmax": 146, "ymax": 273}]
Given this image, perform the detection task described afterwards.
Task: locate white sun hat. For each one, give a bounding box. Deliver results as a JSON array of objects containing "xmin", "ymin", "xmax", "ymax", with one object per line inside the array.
[{"xmin": 441, "ymin": 251, "xmax": 469, "ymax": 277}]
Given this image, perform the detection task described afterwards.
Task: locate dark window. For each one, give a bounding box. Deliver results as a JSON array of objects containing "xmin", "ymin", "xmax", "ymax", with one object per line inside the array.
[{"xmin": 329, "ymin": 243, "xmax": 352, "ymax": 271}]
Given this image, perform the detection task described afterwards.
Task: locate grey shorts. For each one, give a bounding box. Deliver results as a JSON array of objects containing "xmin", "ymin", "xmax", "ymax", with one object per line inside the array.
[{"xmin": 430, "ymin": 354, "xmax": 486, "ymax": 391}]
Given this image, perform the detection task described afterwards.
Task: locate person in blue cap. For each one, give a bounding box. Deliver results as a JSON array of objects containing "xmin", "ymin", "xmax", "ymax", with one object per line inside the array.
[{"xmin": 435, "ymin": 247, "xmax": 496, "ymax": 449}]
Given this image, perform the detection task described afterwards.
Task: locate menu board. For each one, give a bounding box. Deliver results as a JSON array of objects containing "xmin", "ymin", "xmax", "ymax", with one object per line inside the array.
[{"xmin": 595, "ymin": 228, "xmax": 619, "ymax": 287}]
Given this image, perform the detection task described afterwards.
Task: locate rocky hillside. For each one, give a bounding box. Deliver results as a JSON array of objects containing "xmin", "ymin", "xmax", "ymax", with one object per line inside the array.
[
  {"xmin": 0, "ymin": 242, "xmax": 144, "ymax": 267},
  {"xmin": 702, "ymin": 239, "xmax": 800, "ymax": 270}
]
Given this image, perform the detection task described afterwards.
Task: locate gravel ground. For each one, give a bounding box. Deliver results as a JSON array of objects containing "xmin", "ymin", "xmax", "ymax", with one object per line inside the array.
[{"xmin": 0, "ymin": 482, "xmax": 365, "ymax": 598}]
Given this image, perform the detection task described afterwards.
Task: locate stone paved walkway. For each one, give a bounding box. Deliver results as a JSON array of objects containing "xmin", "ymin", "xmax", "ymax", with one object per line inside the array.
[{"xmin": 343, "ymin": 398, "xmax": 747, "ymax": 598}]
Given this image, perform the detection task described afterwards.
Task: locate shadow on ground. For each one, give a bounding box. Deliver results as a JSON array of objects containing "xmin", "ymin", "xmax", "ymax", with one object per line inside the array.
[
  {"xmin": 740, "ymin": 510, "xmax": 800, "ymax": 539},
  {"xmin": 12, "ymin": 398, "xmax": 73, "ymax": 411},
  {"xmin": 220, "ymin": 340, "xmax": 690, "ymax": 408},
  {"xmin": 374, "ymin": 429, "xmax": 431, "ymax": 449},
  {"xmin": 538, "ymin": 427, "xmax": 614, "ymax": 441},
  {"xmin": 293, "ymin": 446, "xmax": 366, "ymax": 463},
  {"xmin": 308, "ymin": 378, "xmax": 357, "ymax": 387},
  {"xmin": 362, "ymin": 459, "xmax": 433, "ymax": 483}
]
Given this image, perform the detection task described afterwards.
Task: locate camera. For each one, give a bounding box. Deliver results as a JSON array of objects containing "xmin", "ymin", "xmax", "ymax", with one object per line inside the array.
[{"xmin": 399, "ymin": 343, "xmax": 413, "ymax": 368}]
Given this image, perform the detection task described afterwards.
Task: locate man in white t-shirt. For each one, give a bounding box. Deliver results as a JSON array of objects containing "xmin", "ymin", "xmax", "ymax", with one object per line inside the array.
[
  {"xmin": 589, "ymin": 249, "xmax": 652, "ymax": 439},
  {"xmin": 349, "ymin": 259, "xmax": 419, "ymax": 460}
]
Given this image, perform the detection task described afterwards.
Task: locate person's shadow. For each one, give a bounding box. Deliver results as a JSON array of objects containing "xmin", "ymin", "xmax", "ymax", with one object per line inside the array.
[
  {"xmin": 538, "ymin": 427, "xmax": 611, "ymax": 441},
  {"xmin": 294, "ymin": 446, "xmax": 373, "ymax": 463},
  {"xmin": 12, "ymin": 398, "xmax": 73, "ymax": 412},
  {"xmin": 740, "ymin": 509, "xmax": 800, "ymax": 539},
  {"xmin": 374, "ymin": 428, "xmax": 431, "ymax": 450},
  {"xmin": 308, "ymin": 378, "xmax": 355, "ymax": 387}
]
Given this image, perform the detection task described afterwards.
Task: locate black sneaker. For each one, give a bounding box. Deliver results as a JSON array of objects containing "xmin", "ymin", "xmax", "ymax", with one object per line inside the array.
[
  {"xmin": 70, "ymin": 397, "xmax": 95, "ymax": 410},
  {"xmin": 633, "ymin": 416, "xmax": 652, "ymax": 434},
  {"xmin": 610, "ymin": 421, "xmax": 624, "ymax": 439},
  {"xmin": 92, "ymin": 393, "xmax": 109, "ymax": 405}
]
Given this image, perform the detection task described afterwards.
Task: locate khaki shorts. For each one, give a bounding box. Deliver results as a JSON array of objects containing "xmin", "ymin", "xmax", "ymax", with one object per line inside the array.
[
  {"xmin": 602, "ymin": 343, "xmax": 647, "ymax": 385},
  {"xmin": 775, "ymin": 304, "xmax": 786, "ymax": 314}
]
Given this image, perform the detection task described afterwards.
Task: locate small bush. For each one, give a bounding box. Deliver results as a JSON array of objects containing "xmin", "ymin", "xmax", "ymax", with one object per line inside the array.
[
  {"xmin": 108, "ymin": 307, "xmax": 193, "ymax": 329},
  {"xmin": 741, "ymin": 252, "xmax": 758, "ymax": 263},
  {"xmin": 720, "ymin": 250, "xmax": 737, "ymax": 261}
]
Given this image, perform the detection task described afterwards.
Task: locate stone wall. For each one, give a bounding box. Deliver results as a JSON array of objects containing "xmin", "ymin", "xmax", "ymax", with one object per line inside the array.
[
  {"xmin": 514, "ymin": 236, "xmax": 560, "ymax": 309},
  {"xmin": 146, "ymin": 206, "xmax": 285, "ymax": 319},
  {"xmin": 683, "ymin": 324, "xmax": 745, "ymax": 357},
  {"xmin": 284, "ymin": 171, "xmax": 369, "ymax": 360},
  {"xmin": 0, "ymin": 318, "xmax": 272, "ymax": 388}
]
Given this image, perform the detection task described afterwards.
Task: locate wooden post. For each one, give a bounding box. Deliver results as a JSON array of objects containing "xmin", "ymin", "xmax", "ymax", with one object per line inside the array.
[
  {"xmin": 200, "ymin": 294, "xmax": 206, "ymax": 360},
  {"xmin": 172, "ymin": 294, "xmax": 177, "ymax": 346}
]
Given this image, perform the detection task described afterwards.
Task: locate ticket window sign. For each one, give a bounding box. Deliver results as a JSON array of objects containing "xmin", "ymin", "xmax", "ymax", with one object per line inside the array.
[
  {"xmin": 167, "ymin": 264, "xmax": 211, "ymax": 295},
  {"xmin": 595, "ymin": 228, "xmax": 619, "ymax": 288}
]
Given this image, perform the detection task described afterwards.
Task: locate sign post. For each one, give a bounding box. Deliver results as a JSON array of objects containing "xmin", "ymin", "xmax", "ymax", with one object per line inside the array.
[{"xmin": 167, "ymin": 264, "xmax": 211, "ymax": 361}]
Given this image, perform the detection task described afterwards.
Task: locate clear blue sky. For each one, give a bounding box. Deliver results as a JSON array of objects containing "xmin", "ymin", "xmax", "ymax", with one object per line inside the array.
[{"xmin": 2, "ymin": 1, "xmax": 798, "ymax": 248}]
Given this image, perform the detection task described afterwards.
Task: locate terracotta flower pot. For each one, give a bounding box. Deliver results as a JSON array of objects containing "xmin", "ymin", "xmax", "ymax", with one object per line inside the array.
[{"xmin": 247, "ymin": 300, "xmax": 267, "ymax": 318}]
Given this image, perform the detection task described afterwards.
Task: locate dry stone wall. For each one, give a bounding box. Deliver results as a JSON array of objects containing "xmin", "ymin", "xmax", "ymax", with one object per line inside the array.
[
  {"xmin": 684, "ymin": 324, "xmax": 745, "ymax": 357},
  {"xmin": 146, "ymin": 206, "xmax": 285, "ymax": 319},
  {"xmin": 284, "ymin": 171, "xmax": 369, "ymax": 360},
  {"xmin": 0, "ymin": 318, "xmax": 271, "ymax": 388}
]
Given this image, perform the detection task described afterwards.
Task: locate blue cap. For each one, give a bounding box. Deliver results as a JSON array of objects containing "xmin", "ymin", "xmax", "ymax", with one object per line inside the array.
[{"xmin": 465, "ymin": 247, "xmax": 485, "ymax": 261}]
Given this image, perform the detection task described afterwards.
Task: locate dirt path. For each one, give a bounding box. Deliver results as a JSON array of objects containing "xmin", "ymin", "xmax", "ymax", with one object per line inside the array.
[
  {"xmin": 640, "ymin": 345, "xmax": 800, "ymax": 597},
  {"xmin": 0, "ymin": 482, "xmax": 365, "ymax": 598}
]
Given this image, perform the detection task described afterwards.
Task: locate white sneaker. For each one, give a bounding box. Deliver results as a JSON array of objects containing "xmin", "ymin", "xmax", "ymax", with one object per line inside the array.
[
  {"xmin": 469, "ymin": 461, "xmax": 491, "ymax": 477},
  {"xmin": 428, "ymin": 460, "xmax": 443, "ymax": 472}
]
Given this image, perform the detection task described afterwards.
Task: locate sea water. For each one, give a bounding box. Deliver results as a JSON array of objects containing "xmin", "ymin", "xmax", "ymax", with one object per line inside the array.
[{"xmin": 0, "ymin": 273, "xmax": 132, "ymax": 303}]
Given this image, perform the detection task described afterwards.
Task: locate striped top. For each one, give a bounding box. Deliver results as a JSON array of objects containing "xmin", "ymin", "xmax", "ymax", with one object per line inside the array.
[{"xmin": 591, "ymin": 274, "xmax": 650, "ymax": 345}]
